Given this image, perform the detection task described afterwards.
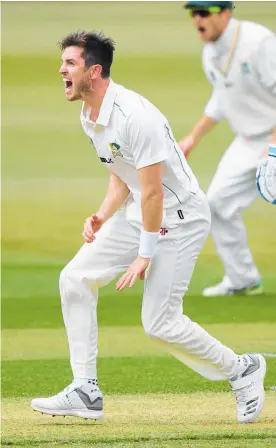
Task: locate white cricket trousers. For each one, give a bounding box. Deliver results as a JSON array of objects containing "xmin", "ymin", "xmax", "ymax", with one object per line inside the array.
[
  {"xmin": 207, "ymin": 135, "xmax": 270, "ymax": 289},
  {"xmin": 60, "ymin": 189, "xmax": 240, "ymax": 382}
]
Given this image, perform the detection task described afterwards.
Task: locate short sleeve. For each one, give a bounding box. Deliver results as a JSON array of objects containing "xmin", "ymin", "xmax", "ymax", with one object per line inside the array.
[
  {"xmin": 204, "ymin": 90, "xmax": 224, "ymax": 122},
  {"xmin": 202, "ymin": 46, "xmax": 224, "ymax": 122},
  {"xmin": 253, "ymin": 34, "xmax": 276, "ymax": 96},
  {"xmin": 124, "ymin": 109, "xmax": 168, "ymax": 170}
]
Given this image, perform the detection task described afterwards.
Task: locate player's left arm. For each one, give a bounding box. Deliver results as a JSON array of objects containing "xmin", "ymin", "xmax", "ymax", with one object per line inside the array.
[
  {"xmin": 83, "ymin": 171, "xmax": 130, "ymax": 243},
  {"xmin": 138, "ymin": 163, "xmax": 163, "ymax": 233},
  {"xmin": 253, "ymin": 34, "xmax": 276, "ymax": 95},
  {"xmin": 116, "ymin": 110, "xmax": 167, "ymax": 291},
  {"xmin": 256, "ymin": 128, "xmax": 276, "ymax": 205}
]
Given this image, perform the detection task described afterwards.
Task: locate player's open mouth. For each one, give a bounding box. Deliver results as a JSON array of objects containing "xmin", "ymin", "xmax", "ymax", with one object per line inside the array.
[
  {"xmin": 198, "ymin": 26, "xmax": 205, "ymax": 34},
  {"xmin": 64, "ymin": 80, "xmax": 73, "ymax": 93}
]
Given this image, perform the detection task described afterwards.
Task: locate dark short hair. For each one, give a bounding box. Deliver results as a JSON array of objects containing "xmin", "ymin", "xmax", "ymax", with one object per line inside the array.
[{"xmin": 59, "ymin": 31, "xmax": 115, "ymax": 78}]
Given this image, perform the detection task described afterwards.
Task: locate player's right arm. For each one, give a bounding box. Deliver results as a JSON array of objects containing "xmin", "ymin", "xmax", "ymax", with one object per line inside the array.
[
  {"xmin": 178, "ymin": 47, "xmax": 223, "ymax": 157},
  {"xmin": 178, "ymin": 114, "xmax": 217, "ymax": 157},
  {"xmin": 82, "ymin": 172, "xmax": 130, "ymax": 243}
]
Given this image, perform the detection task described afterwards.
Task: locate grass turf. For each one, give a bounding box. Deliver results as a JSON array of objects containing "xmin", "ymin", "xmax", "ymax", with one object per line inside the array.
[{"xmin": 2, "ymin": 394, "xmax": 276, "ymax": 446}]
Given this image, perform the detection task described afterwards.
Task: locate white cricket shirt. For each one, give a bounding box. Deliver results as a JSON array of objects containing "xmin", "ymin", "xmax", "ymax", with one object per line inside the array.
[
  {"xmin": 203, "ymin": 18, "xmax": 276, "ymax": 137},
  {"xmin": 80, "ymin": 80, "xmax": 199, "ymax": 209}
]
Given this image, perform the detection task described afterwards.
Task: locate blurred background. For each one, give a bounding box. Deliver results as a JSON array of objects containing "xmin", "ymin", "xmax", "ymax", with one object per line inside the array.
[
  {"xmin": 2, "ymin": 2, "xmax": 276, "ymax": 311},
  {"xmin": 2, "ymin": 2, "xmax": 276, "ymax": 445}
]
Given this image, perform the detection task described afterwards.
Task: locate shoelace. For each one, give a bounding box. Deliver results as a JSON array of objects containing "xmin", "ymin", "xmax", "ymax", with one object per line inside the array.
[
  {"xmin": 59, "ymin": 383, "xmax": 100, "ymax": 397},
  {"xmin": 57, "ymin": 384, "xmax": 75, "ymax": 397}
]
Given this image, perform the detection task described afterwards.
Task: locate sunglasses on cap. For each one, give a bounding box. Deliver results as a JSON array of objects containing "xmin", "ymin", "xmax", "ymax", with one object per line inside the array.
[{"xmin": 190, "ymin": 6, "xmax": 222, "ymax": 17}]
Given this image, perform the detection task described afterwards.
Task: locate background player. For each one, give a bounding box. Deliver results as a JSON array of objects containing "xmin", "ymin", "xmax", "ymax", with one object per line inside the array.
[{"xmin": 179, "ymin": 1, "xmax": 276, "ymax": 296}]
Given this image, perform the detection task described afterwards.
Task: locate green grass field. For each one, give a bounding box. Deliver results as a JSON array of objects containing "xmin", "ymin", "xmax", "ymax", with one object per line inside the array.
[{"xmin": 2, "ymin": 2, "xmax": 276, "ymax": 447}]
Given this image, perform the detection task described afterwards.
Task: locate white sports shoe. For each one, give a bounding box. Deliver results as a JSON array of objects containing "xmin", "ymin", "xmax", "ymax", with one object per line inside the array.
[
  {"xmin": 203, "ymin": 278, "xmax": 263, "ymax": 297},
  {"xmin": 230, "ymin": 354, "xmax": 266, "ymax": 423},
  {"xmin": 31, "ymin": 381, "xmax": 103, "ymax": 419}
]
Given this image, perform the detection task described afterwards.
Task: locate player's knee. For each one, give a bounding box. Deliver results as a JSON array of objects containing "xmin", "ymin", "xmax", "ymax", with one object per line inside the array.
[
  {"xmin": 59, "ymin": 265, "xmax": 73, "ymax": 297},
  {"xmin": 142, "ymin": 315, "xmax": 156, "ymax": 338},
  {"xmin": 59, "ymin": 264, "xmax": 83, "ymax": 299},
  {"xmin": 142, "ymin": 314, "xmax": 165, "ymax": 340},
  {"xmin": 144, "ymin": 327, "xmax": 163, "ymax": 341},
  {"xmin": 207, "ymin": 191, "xmax": 231, "ymax": 220}
]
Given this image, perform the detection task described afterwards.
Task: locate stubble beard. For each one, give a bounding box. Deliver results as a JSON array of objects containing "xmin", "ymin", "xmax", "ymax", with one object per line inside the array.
[{"xmin": 68, "ymin": 79, "xmax": 92, "ymax": 102}]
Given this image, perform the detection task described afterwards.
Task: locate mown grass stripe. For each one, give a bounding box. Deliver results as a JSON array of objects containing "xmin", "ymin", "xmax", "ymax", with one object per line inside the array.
[
  {"xmin": 2, "ymin": 291, "xmax": 276, "ymax": 329},
  {"xmin": 2, "ymin": 323, "xmax": 276, "ymax": 361},
  {"xmin": 2, "ymin": 357, "xmax": 276, "ymax": 398}
]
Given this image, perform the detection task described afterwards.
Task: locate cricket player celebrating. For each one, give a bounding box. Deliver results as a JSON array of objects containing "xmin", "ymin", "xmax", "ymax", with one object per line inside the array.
[
  {"xmin": 257, "ymin": 128, "xmax": 276, "ymax": 204},
  {"xmin": 31, "ymin": 31, "xmax": 266, "ymax": 423},
  {"xmin": 179, "ymin": 1, "xmax": 276, "ymax": 296}
]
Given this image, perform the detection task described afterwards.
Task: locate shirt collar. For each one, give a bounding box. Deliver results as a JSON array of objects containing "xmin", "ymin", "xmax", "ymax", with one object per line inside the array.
[
  {"xmin": 81, "ymin": 79, "xmax": 118, "ymax": 127},
  {"xmin": 212, "ymin": 18, "xmax": 239, "ymax": 57}
]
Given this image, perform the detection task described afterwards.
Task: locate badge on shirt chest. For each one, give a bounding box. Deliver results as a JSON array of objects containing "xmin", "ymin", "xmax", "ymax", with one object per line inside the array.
[{"xmin": 109, "ymin": 142, "xmax": 123, "ymax": 158}]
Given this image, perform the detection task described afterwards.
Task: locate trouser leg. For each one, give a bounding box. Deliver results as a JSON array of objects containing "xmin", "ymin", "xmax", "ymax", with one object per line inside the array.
[
  {"xmin": 142, "ymin": 191, "xmax": 240, "ymax": 380},
  {"xmin": 206, "ymin": 137, "xmax": 264, "ymax": 288},
  {"xmin": 210, "ymin": 210, "xmax": 261, "ymax": 288},
  {"xmin": 59, "ymin": 210, "xmax": 139, "ymax": 378}
]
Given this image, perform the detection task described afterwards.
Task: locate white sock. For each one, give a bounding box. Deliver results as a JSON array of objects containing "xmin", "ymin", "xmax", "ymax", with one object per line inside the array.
[{"xmin": 73, "ymin": 377, "xmax": 99, "ymax": 391}]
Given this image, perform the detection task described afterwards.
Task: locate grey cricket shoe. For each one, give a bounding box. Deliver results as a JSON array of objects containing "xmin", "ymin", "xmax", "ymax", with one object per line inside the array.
[
  {"xmin": 31, "ymin": 382, "xmax": 103, "ymax": 419},
  {"xmin": 230, "ymin": 354, "xmax": 266, "ymax": 423}
]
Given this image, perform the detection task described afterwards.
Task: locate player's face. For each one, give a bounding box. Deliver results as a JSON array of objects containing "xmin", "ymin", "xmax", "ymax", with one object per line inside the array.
[
  {"xmin": 191, "ymin": 10, "xmax": 229, "ymax": 42},
  {"xmin": 59, "ymin": 46, "xmax": 92, "ymax": 101}
]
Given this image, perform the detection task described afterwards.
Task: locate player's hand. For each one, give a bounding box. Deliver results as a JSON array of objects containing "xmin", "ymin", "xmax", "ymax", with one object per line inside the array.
[
  {"xmin": 116, "ymin": 256, "xmax": 150, "ymax": 291},
  {"xmin": 82, "ymin": 214, "xmax": 103, "ymax": 243},
  {"xmin": 256, "ymin": 147, "xmax": 276, "ymax": 204},
  {"xmin": 178, "ymin": 135, "xmax": 195, "ymax": 158}
]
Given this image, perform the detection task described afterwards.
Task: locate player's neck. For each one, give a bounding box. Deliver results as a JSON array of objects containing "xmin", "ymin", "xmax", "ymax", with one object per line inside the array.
[{"xmin": 83, "ymin": 78, "xmax": 110, "ymax": 122}]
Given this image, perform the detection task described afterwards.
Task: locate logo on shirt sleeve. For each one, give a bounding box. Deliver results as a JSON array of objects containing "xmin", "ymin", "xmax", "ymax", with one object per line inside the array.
[
  {"xmin": 240, "ymin": 62, "xmax": 250, "ymax": 75},
  {"xmin": 109, "ymin": 142, "xmax": 123, "ymax": 158}
]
